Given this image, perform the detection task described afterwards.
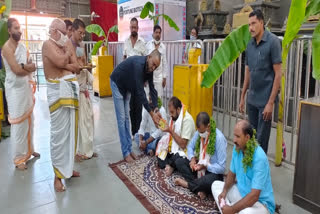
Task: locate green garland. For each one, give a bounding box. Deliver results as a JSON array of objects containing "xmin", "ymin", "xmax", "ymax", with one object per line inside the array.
[
  {"xmin": 157, "ymin": 97, "xmax": 162, "ymax": 108},
  {"xmin": 241, "ymin": 129, "xmax": 258, "ymax": 172},
  {"xmin": 195, "ymin": 118, "xmax": 216, "ymax": 158}
]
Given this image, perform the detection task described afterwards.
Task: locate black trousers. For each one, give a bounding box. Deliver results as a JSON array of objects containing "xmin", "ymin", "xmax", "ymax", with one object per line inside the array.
[
  {"xmin": 158, "ymin": 154, "xmax": 223, "ymax": 194},
  {"xmin": 158, "ymin": 153, "xmax": 196, "ymax": 181},
  {"xmin": 129, "ymin": 93, "xmax": 142, "ymax": 136}
]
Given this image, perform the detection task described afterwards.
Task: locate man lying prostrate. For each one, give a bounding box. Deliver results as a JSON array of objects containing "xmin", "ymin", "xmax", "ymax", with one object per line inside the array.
[
  {"xmin": 212, "ymin": 120, "xmax": 275, "ymax": 214},
  {"xmin": 175, "ymin": 112, "xmax": 227, "ymax": 200},
  {"xmin": 156, "ymin": 96, "xmax": 195, "ymax": 177}
]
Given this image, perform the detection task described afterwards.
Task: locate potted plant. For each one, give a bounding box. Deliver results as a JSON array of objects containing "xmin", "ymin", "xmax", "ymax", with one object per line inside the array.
[{"xmin": 86, "ymin": 24, "xmax": 118, "ymax": 97}]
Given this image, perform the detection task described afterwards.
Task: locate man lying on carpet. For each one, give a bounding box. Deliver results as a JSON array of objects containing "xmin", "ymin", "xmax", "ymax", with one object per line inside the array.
[
  {"xmin": 156, "ymin": 96, "xmax": 195, "ymax": 176},
  {"xmin": 212, "ymin": 120, "xmax": 275, "ymax": 214},
  {"xmin": 174, "ymin": 112, "xmax": 227, "ymax": 200},
  {"xmin": 135, "ymin": 97, "xmax": 167, "ymax": 156}
]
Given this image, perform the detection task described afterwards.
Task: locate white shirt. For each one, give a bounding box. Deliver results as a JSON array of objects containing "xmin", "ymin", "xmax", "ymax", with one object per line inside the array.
[
  {"xmin": 138, "ymin": 106, "xmax": 167, "ymax": 139},
  {"xmin": 146, "ymin": 40, "xmax": 168, "ymax": 82},
  {"xmin": 123, "ymin": 36, "xmax": 147, "ymax": 57}
]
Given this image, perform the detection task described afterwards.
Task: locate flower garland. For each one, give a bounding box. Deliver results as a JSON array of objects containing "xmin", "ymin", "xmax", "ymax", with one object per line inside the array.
[
  {"xmin": 195, "ymin": 117, "xmax": 216, "ymax": 158},
  {"xmin": 241, "ymin": 129, "xmax": 258, "ymax": 173}
]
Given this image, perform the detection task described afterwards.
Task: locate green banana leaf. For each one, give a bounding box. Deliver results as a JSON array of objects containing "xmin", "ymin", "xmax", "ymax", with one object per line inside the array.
[
  {"xmin": 90, "ymin": 40, "xmax": 103, "ymax": 56},
  {"xmin": 106, "ymin": 25, "xmax": 118, "ymax": 43},
  {"xmin": 3, "ymin": 0, "xmax": 11, "ymax": 18},
  {"xmin": 0, "ymin": 19, "xmax": 9, "ymax": 48},
  {"xmin": 312, "ymin": 22, "xmax": 320, "ymax": 80},
  {"xmin": 160, "ymin": 14, "xmax": 180, "ymax": 31},
  {"xmin": 140, "ymin": 1, "xmax": 154, "ymax": 19},
  {"xmin": 304, "ymin": 0, "xmax": 320, "ymax": 22},
  {"xmin": 201, "ymin": 24, "xmax": 251, "ymax": 88},
  {"xmin": 108, "ymin": 25, "xmax": 118, "ymax": 34},
  {"xmin": 86, "ymin": 24, "xmax": 106, "ymax": 38},
  {"xmin": 282, "ymin": 0, "xmax": 308, "ymax": 60}
]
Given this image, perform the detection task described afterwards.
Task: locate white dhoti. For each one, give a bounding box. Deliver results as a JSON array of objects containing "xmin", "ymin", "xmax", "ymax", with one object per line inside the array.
[
  {"xmin": 212, "ymin": 181, "xmax": 270, "ymax": 214},
  {"xmin": 2, "ymin": 43, "xmax": 35, "ymax": 166},
  {"xmin": 47, "ymin": 74, "xmax": 79, "ymax": 179},
  {"xmin": 76, "ymin": 69, "xmax": 94, "ymax": 158}
]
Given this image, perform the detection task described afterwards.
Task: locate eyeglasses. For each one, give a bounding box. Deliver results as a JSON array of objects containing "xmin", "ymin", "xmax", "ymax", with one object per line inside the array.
[{"xmin": 77, "ymin": 30, "xmax": 86, "ymax": 37}]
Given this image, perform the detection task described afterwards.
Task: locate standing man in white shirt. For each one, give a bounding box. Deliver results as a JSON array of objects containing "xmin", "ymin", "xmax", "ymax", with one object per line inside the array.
[
  {"xmin": 123, "ymin": 17, "xmax": 147, "ymax": 59},
  {"xmin": 123, "ymin": 17, "xmax": 147, "ymax": 138},
  {"xmin": 146, "ymin": 25, "xmax": 168, "ymax": 100}
]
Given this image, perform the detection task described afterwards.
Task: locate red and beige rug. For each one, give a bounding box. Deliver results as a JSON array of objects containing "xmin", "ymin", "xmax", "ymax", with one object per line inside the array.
[{"xmin": 109, "ymin": 155, "xmax": 220, "ymax": 214}]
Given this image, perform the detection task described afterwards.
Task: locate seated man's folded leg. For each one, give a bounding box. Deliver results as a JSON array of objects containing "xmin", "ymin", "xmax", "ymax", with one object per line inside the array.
[
  {"xmin": 146, "ymin": 137, "xmax": 158, "ymax": 155},
  {"xmin": 239, "ymin": 202, "xmax": 269, "ymax": 214},
  {"xmin": 174, "ymin": 156, "xmax": 196, "ymax": 181},
  {"xmin": 212, "ymin": 180, "xmax": 225, "ymax": 212},
  {"xmin": 189, "ymin": 173, "xmax": 223, "ymax": 194}
]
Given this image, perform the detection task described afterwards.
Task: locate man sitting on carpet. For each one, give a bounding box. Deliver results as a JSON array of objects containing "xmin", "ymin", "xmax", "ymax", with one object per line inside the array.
[
  {"xmin": 175, "ymin": 112, "xmax": 227, "ymax": 200},
  {"xmin": 212, "ymin": 120, "xmax": 275, "ymax": 214},
  {"xmin": 156, "ymin": 96, "xmax": 195, "ymax": 176},
  {"xmin": 135, "ymin": 97, "xmax": 167, "ymax": 156}
]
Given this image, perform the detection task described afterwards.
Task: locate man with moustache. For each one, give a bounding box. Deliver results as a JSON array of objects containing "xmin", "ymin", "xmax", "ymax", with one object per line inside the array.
[
  {"xmin": 123, "ymin": 17, "xmax": 147, "ymax": 138},
  {"xmin": 146, "ymin": 25, "xmax": 168, "ymax": 100},
  {"xmin": 42, "ymin": 18, "xmax": 80, "ymax": 192},
  {"xmin": 156, "ymin": 96, "xmax": 195, "ymax": 177},
  {"xmin": 239, "ymin": 9, "xmax": 282, "ymax": 154},
  {"xmin": 1, "ymin": 18, "xmax": 40, "ymax": 170},
  {"xmin": 212, "ymin": 120, "xmax": 275, "ymax": 214}
]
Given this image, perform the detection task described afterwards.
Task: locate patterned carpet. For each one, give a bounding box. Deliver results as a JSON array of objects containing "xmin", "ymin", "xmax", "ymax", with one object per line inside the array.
[{"xmin": 109, "ymin": 155, "xmax": 220, "ymax": 214}]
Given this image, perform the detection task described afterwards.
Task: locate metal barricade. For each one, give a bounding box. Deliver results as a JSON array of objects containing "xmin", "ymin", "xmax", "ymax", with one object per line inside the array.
[{"xmin": 33, "ymin": 38, "xmax": 320, "ymax": 165}]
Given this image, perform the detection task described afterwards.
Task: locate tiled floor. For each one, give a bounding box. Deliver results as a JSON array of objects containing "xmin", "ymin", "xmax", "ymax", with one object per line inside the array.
[{"xmin": 0, "ymin": 87, "xmax": 310, "ymax": 214}]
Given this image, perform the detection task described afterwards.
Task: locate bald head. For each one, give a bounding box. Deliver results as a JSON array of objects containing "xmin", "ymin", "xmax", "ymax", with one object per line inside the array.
[
  {"xmin": 236, "ymin": 120, "xmax": 253, "ymax": 138},
  {"xmin": 146, "ymin": 49, "xmax": 161, "ymax": 73},
  {"xmin": 49, "ymin": 19, "xmax": 66, "ymax": 35},
  {"xmin": 149, "ymin": 49, "xmax": 161, "ymax": 61}
]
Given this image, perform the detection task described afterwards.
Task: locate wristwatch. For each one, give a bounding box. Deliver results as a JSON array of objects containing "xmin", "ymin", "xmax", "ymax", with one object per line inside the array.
[{"xmin": 21, "ymin": 63, "xmax": 24, "ymax": 69}]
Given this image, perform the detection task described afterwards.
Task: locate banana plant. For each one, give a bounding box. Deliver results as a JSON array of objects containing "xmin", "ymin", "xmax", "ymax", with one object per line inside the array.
[
  {"xmin": 201, "ymin": 24, "xmax": 251, "ymax": 88},
  {"xmin": 140, "ymin": 1, "xmax": 179, "ymax": 31},
  {"xmin": 201, "ymin": 0, "xmax": 320, "ymax": 165},
  {"xmin": 0, "ymin": 0, "xmax": 11, "ymax": 48},
  {"xmin": 86, "ymin": 24, "xmax": 118, "ymax": 57}
]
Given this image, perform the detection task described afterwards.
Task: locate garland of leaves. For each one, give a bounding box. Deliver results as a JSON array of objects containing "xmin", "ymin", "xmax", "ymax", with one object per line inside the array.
[
  {"xmin": 241, "ymin": 129, "xmax": 258, "ymax": 172},
  {"xmin": 157, "ymin": 97, "xmax": 162, "ymax": 108},
  {"xmin": 195, "ymin": 117, "xmax": 216, "ymax": 158}
]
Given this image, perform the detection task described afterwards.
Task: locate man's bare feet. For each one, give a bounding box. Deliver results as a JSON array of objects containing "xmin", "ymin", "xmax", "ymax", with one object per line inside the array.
[
  {"xmin": 32, "ymin": 152, "xmax": 40, "ymax": 158},
  {"xmin": 54, "ymin": 177, "xmax": 65, "ymax": 192},
  {"xmin": 16, "ymin": 163, "xmax": 27, "ymax": 170},
  {"xmin": 130, "ymin": 152, "xmax": 138, "ymax": 160},
  {"xmin": 75, "ymin": 154, "xmax": 83, "ymax": 162},
  {"xmin": 72, "ymin": 170, "xmax": 80, "ymax": 177},
  {"xmin": 174, "ymin": 178, "xmax": 188, "ymax": 188},
  {"xmin": 198, "ymin": 191, "xmax": 207, "ymax": 200},
  {"xmin": 125, "ymin": 155, "xmax": 134, "ymax": 163},
  {"xmin": 148, "ymin": 150, "xmax": 154, "ymax": 157},
  {"xmin": 165, "ymin": 165, "xmax": 174, "ymax": 176}
]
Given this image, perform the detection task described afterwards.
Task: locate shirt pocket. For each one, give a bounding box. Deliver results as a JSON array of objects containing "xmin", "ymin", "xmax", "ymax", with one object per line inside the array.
[{"xmin": 257, "ymin": 48, "xmax": 270, "ymax": 70}]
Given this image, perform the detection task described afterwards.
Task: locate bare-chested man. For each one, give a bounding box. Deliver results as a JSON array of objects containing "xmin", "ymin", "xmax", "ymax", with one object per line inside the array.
[
  {"xmin": 68, "ymin": 18, "xmax": 97, "ymax": 161},
  {"xmin": 1, "ymin": 18, "xmax": 40, "ymax": 170},
  {"xmin": 42, "ymin": 18, "xmax": 80, "ymax": 192}
]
